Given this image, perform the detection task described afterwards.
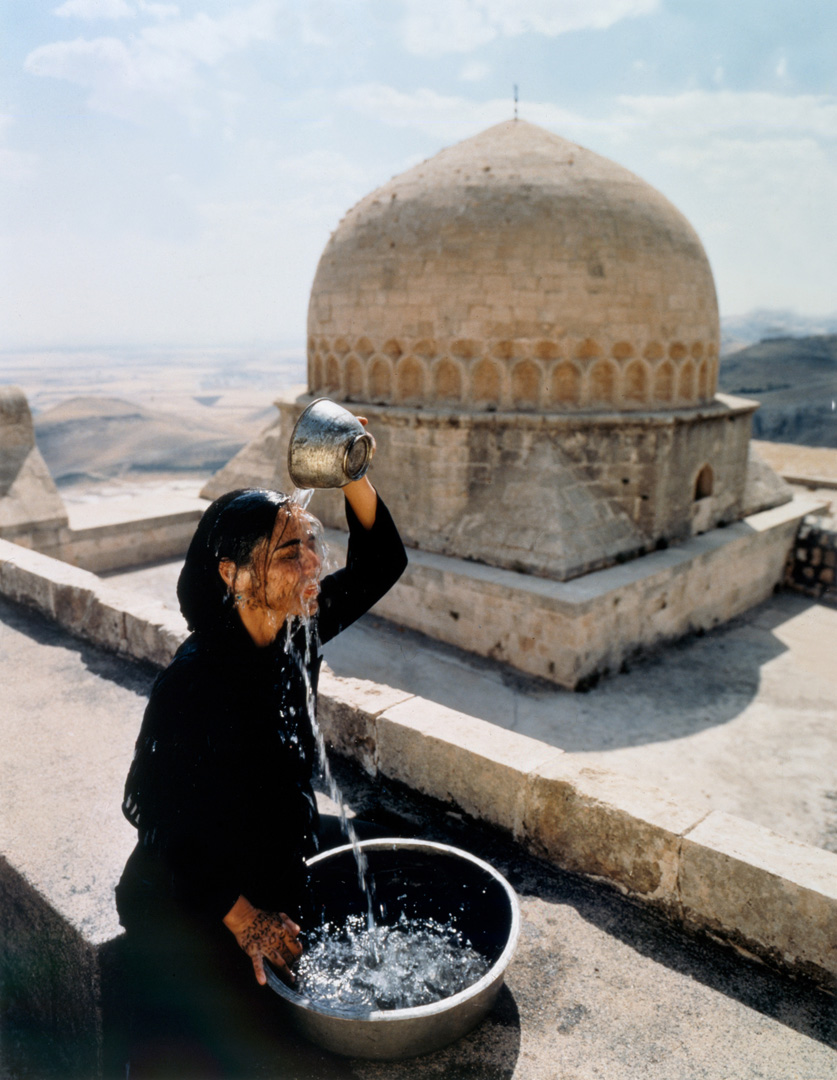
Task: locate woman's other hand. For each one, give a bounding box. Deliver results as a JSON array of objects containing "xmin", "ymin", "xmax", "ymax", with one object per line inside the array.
[{"xmin": 223, "ymin": 895, "xmax": 302, "ymax": 986}]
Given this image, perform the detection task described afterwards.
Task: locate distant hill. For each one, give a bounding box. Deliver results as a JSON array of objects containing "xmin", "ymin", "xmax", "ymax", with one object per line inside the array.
[
  {"xmin": 718, "ymin": 336, "xmax": 837, "ymax": 447},
  {"xmin": 721, "ymin": 310, "xmax": 837, "ymax": 354},
  {"xmin": 34, "ymin": 396, "xmax": 245, "ymax": 482}
]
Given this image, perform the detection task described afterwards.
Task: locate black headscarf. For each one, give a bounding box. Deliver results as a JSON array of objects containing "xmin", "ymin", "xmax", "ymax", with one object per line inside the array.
[{"xmin": 176, "ymin": 488, "xmax": 290, "ymax": 634}]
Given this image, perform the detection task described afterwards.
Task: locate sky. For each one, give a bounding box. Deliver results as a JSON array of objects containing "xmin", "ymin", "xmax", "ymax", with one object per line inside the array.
[{"xmin": 1, "ymin": 0, "xmax": 836, "ymax": 350}]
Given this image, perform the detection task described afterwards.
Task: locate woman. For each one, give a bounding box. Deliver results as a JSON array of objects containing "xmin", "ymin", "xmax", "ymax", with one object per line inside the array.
[{"xmin": 113, "ymin": 449, "xmax": 407, "ymax": 1075}]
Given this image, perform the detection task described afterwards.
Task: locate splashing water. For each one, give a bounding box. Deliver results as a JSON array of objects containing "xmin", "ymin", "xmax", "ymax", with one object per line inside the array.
[{"xmin": 294, "ymin": 913, "xmax": 491, "ymax": 1012}]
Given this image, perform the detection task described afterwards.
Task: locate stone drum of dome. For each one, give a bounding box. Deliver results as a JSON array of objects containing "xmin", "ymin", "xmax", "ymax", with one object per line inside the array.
[{"xmin": 307, "ymin": 119, "xmax": 720, "ymax": 414}]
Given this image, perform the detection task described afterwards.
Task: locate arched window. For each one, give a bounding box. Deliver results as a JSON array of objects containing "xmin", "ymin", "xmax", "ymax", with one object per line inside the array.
[{"xmin": 694, "ymin": 464, "xmax": 714, "ymax": 501}]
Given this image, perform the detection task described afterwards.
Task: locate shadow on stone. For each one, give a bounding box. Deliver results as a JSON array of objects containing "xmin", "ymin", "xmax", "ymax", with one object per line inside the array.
[
  {"xmin": 0, "ymin": 594, "xmax": 159, "ymax": 698},
  {"xmin": 505, "ymin": 850, "xmax": 837, "ymax": 1052},
  {"xmin": 0, "ymin": 857, "xmax": 100, "ymax": 1080}
]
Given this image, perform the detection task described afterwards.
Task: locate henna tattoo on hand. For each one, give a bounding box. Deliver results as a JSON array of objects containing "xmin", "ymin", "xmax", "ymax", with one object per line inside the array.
[{"xmin": 239, "ymin": 910, "xmax": 302, "ymax": 968}]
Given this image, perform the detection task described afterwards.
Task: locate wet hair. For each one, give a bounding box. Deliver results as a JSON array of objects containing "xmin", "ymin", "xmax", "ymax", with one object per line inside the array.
[{"xmin": 176, "ymin": 488, "xmax": 290, "ymax": 633}]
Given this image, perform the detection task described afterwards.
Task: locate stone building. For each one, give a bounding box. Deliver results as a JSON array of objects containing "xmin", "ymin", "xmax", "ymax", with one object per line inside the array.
[
  {"xmin": 0, "ymin": 386, "xmax": 69, "ymax": 556},
  {"xmin": 205, "ymin": 119, "xmax": 805, "ymax": 686}
]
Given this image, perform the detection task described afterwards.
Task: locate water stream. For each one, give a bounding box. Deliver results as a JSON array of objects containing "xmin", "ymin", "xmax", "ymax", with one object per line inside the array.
[
  {"xmin": 284, "ymin": 493, "xmax": 379, "ymax": 927},
  {"xmin": 282, "ymin": 490, "xmax": 489, "ymax": 1010},
  {"xmin": 286, "ymin": 614, "xmax": 378, "ymax": 928}
]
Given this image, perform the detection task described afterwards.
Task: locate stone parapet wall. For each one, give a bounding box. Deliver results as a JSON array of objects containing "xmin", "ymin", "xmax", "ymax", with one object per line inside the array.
[
  {"xmin": 63, "ymin": 509, "xmax": 203, "ymax": 574},
  {"xmin": 318, "ymin": 685, "xmax": 837, "ymax": 988},
  {"xmin": 0, "ymin": 538, "xmax": 183, "ymax": 669},
  {"xmin": 3, "ymin": 511, "xmax": 202, "ymax": 576},
  {"xmin": 786, "ymin": 518, "xmax": 837, "ymax": 603}
]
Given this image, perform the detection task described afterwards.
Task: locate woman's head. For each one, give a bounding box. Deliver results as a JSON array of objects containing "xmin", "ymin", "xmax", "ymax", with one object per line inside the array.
[{"xmin": 177, "ymin": 489, "xmax": 323, "ymax": 635}]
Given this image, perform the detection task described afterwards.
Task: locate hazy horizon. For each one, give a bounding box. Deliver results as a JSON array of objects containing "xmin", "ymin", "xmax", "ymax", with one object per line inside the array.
[{"xmin": 2, "ymin": 307, "xmax": 836, "ymax": 362}]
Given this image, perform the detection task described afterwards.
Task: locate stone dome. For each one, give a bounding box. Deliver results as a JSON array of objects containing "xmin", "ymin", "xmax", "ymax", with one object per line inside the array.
[{"xmin": 307, "ymin": 120, "xmax": 720, "ymax": 413}]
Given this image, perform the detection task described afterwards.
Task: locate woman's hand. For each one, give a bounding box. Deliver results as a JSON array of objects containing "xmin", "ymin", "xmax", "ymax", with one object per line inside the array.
[{"xmin": 223, "ymin": 895, "xmax": 302, "ymax": 986}]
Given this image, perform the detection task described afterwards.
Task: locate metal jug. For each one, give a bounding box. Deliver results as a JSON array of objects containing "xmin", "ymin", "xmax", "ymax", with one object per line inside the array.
[{"xmin": 287, "ymin": 398, "xmax": 376, "ymax": 489}]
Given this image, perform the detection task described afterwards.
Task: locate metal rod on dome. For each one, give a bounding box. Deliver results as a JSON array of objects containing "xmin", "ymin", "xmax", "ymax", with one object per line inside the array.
[{"xmin": 514, "ymin": 84, "xmax": 518, "ymax": 120}]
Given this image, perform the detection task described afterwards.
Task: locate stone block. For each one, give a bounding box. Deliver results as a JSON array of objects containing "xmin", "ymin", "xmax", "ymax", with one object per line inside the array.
[
  {"xmin": 316, "ymin": 669, "xmax": 414, "ymax": 775},
  {"xmin": 376, "ymin": 697, "xmax": 560, "ymax": 833},
  {"xmin": 121, "ymin": 599, "xmax": 187, "ymax": 668},
  {"xmin": 521, "ymin": 755, "xmax": 705, "ymax": 904},
  {"xmin": 680, "ymin": 812, "xmax": 837, "ymax": 983}
]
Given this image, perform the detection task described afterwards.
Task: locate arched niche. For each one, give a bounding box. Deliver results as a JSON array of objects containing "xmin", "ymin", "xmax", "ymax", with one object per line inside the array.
[
  {"xmin": 588, "ymin": 359, "xmax": 617, "ymax": 404},
  {"xmin": 511, "ymin": 360, "xmax": 541, "ymax": 409},
  {"xmin": 654, "ymin": 360, "xmax": 674, "ymax": 403},
  {"xmin": 697, "ymin": 358, "xmax": 709, "ymax": 400},
  {"xmin": 678, "ymin": 359, "xmax": 696, "ymax": 402},
  {"xmin": 309, "ymin": 352, "xmax": 324, "ymax": 392},
  {"xmin": 369, "ymin": 357, "xmax": 393, "ymax": 403},
  {"xmin": 471, "ymin": 358, "xmax": 502, "ymax": 407},
  {"xmin": 433, "ymin": 358, "xmax": 463, "ymax": 403},
  {"xmin": 549, "ymin": 361, "xmax": 581, "ymax": 407},
  {"xmin": 325, "ymin": 354, "xmax": 342, "ymax": 394},
  {"xmin": 623, "ymin": 359, "xmax": 649, "ymax": 404},
  {"xmin": 396, "ymin": 356, "xmax": 426, "ymax": 404},
  {"xmin": 344, "ymin": 355, "xmax": 364, "ymax": 400}
]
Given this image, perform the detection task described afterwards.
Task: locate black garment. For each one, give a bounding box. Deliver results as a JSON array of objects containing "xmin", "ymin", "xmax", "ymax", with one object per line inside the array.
[
  {"xmin": 108, "ymin": 497, "xmax": 406, "ymax": 1077},
  {"xmin": 116, "ymin": 496, "xmax": 406, "ymax": 930}
]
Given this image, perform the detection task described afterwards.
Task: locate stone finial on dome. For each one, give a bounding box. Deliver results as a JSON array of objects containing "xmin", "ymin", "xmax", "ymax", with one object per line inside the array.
[{"xmin": 307, "ymin": 119, "xmax": 719, "ymax": 414}]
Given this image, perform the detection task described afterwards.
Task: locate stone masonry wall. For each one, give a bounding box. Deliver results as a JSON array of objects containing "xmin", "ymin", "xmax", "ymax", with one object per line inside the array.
[
  {"xmin": 278, "ymin": 395, "xmax": 758, "ymax": 582},
  {"xmin": 786, "ymin": 519, "xmax": 837, "ymax": 604}
]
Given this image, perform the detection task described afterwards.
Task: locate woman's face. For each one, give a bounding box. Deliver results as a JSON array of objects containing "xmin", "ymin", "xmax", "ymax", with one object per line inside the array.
[
  {"xmin": 221, "ymin": 506, "xmax": 324, "ymax": 626},
  {"xmin": 261, "ymin": 506, "xmax": 324, "ymax": 619}
]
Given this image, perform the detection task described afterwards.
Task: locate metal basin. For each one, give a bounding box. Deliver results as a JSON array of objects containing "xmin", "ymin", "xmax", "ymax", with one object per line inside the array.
[{"xmin": 265, "ymin": 839, "xmax": 520, "ymax": 1060}]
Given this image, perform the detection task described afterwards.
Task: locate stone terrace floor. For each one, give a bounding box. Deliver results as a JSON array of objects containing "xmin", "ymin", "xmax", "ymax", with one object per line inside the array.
[{"xmin": 1, "ymin": 595, "xmax": 836, "ymax": 1079}]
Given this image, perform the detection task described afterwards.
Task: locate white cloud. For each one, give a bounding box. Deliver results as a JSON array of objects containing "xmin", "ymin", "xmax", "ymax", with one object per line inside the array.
[
  {"xmin": 55, "ymin": 0, "xmax": 135, "ymax": 18},
  {"xmin": 460, "ymin": 60, "xmax": 490, "ymax": 82},
  {"xmin": 25, "ymin": 2, "xmax": 280, "ymax": 120},
  {"xmin": 25, "ymin": 36, "xmax": 194, "ymax": 117},
  {"xmin": 140, "ymin": 2, "xmax": 278, "ymax": 66},
  {"xmin": 400, "ymin": 0, "xmax": 659, "ymax": 56},
  {"xmin": 613, "ymin": 90, "xmax": 837, "ymax": 139}
]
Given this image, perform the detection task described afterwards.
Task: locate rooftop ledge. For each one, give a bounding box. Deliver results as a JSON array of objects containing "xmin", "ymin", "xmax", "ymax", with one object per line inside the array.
[{"xmin": 1, "ymin": 523, "xmax": 835, "ymax": 992}]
